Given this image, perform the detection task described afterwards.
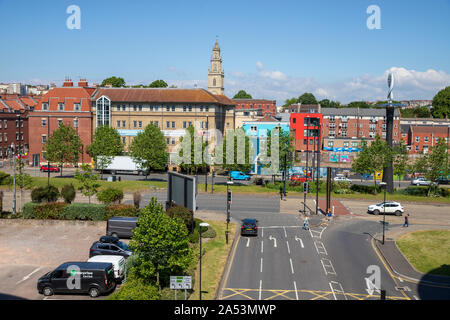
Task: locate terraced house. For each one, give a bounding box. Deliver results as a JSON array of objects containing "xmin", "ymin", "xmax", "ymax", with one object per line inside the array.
[{"xmin": 91, "ymin": 87, "xmax": 235, "ymax": 167}]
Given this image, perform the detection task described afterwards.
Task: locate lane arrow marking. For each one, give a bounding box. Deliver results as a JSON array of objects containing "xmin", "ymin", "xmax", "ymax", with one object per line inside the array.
[{"xmin": 269, "ymin": 235, "xmax": 277, "ymax": 248}]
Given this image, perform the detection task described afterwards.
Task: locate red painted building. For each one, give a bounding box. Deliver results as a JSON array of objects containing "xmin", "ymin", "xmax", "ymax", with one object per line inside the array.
[
  {"xmin": 290, "ymin": 113, "xmax": 323, "ymax": 152},
  {"xmin": 28, "ymin": 79, "xmax": 95, "ymax": 166},
  {"xmin": 407, "ymin": 125, "xmax": 450, "ymax": 154},
  {"xmin": 232, "ymin": 99, "xmax": 277, "ymax": 116}
]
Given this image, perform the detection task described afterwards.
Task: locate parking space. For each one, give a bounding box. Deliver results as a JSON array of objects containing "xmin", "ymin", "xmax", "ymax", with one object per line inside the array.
[{"xmin": 0, "ymin": 221, "xmax": 114, "ymax": 300}]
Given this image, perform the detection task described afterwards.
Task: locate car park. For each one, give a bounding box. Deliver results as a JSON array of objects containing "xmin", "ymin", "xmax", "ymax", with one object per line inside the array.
[
  {"xmin": 367, "ymin": 201, "xmax": 404, "ymax": 216},
  {"xmin": 411, "ymin": 177, "xmax": 431, "ymax": 186},
  {"xmin": 87, "ymin": 255, "xmax": 126, "ymax": 282},
  {"xmin": 99, "ymin": 235, "xmax": 130, "ymax": 251},
  {"xmin": 89, "ymin": 241, "xmax": 132, "ymax": 258},
  {"xmin": 106, "ymin": 216, "xmax": 138, "ymax": 238},
  {"xmin": 40, "ymin": 165, "xmax": 60, "ymax": 172},
  {"xmin": 240, "ymin": 218, "xmax": 258, "ymax": 236},
  {"xmin": 37, "ymin": 262, "xmax": 116, "ymax": 298}
]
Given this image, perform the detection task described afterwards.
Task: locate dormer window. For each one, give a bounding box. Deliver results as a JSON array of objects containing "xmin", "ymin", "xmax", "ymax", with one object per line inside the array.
[
  {"xmin": 42, "ymin": 103, "xmax": 49, "ymax": 110},
  {"xmin": 74, "ymin": 103, "xmax": 81, "ymax": 111},
  {"xmin": 58, "ymin": 103, "xmax": 65, "ymax": 111}
]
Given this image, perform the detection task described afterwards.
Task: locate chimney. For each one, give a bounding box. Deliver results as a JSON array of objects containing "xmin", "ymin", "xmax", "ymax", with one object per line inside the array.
[
  {"xmin": 78, "ymin": 79, "xmax": 88, "ymax": 87},
  {"xmin": 62, "ymin": 78, "xmax": 73, "ymax": 87}
]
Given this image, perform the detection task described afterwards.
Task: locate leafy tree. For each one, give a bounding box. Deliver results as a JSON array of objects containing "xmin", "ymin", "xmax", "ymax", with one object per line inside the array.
[
  {"xmin": 392, "ymin": 142, "xmax": 409, "ymax": 188},
  {"xmin": 129, "ymin": 197, "xmax": 192, "ymax": 291},
  {"xmin": 130, "ymin": 123, "xmax": 168, "ymax": 178},
  {"xmin": 414, "ymin": 106, "xmax": 431, "ymax": 118},
  {"xmin": 14, "ymin": 157, "xmax": 33, "ymax": 210},
  {"xmin": 149, "ymin": 80, "xmax": 168, "ymax": 88},
  {"xmin": 319, "ymin": 99, "xmax": 341, "ymax": 108},
  {"xmin": 87, "ymin": 126, "xmax": 124, "ymax": 179},
  {"xmin": 233, "ymin": 90, "xmax": 253, "ymax": 99},
  {"xmin": 74, "ymin": 164, "xmax": 101, "ymax": 204},
  {"xmin": 351, "ymin": 136, "xmax": 392, "ymax": 192},
  {"xmin": 298, "ymin": 93, "xmax": 317, "ymax": 105},
  {"xmin": 43, "ymin": 123, "xmax": 82, "ymax": 176},
  {"xmin": 347, "ymin": 101, "xmax": 371, "ymax": 109},
  {"xmin": 282, "ymin": 97, "xmax": 299, "ymax": 109},
  {"xmin": 412, "ymin": 139, "xmax": 450, "ymax": 196},
  {"xmin": 263, "ymin": 128, "xmax": 295, "ymax": 174},
  {"xmin": 218, "ymin": 128, "xmax": 253, "ymax": 173},
  {"xmin": 178, "ymin": 125, "xmax": 209, "ymax": 174},
  {"xmin": 431, "ymin": 86, "xmax": 450, "ymax": 118},
  {"xmin": 101, "ymin": 76, "xmax": 126, "ymax": 88}
]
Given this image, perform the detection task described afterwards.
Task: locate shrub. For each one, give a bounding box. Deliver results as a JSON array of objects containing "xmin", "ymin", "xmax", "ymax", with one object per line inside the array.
[
  {"xmin": 188, "ymin": 229, "xmax": 200, "ymax": 243},
  {"xmin": 0, "ymin": 171, "xmax": 12, "ymax": 185},
  {"xmin": 61, "ymin": 203, "xmax": 106, "ymax": 221},
  {"xmin": 33, "ymin": 202, "xmax": 67, "ymax": 219},
  {"xmin": 201, "ymin": 225, "xmax": 217, "ymax": 238},
  {"xmin": 108, "ymin": 274, "xmax": 160, "ymax": 300},
  {"xmin": 166, "ymin": 205, "xmax": 193, "ymax": 232},
  {"xmin": 254, "ymin": 177, "xmax": 264, "ymax": 186},
  {"xmin": 97, "ymin": 187, "xmax": 124, "ymax": 204},
  {"xmin": 105, "ymin": 204, "xmax": 139, "ymax": 221},
  {"xmin": 31, "ymin": 185, "xmax": 60, "ymax": 203},
  {"xmin": 133, "ymin": 191, "xmax": 141, "ymax": 208},
  {"xmin": 0, "ymin": 190, "xmax": 3, "ymax": 213},
  {"xmin": 288, "ymin": 180, "xmax": 302, "ymax": 187},
  {"xmin": 350, "ymin": 184, "xmax": 381, "ymax": 195},
  {"xmin": 401, "ymin": 186, "xmax": 428, "ymax": 196},
  {"xmin": 61, "ymin": 184, "xmax": 76, "ymax": 203},
  {"xmin": 22, "ymin": 202, "xmax": 40, "ymax": 218}
]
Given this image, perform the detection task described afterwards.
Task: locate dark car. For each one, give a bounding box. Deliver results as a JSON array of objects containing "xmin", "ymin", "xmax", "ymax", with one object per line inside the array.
[
  {"xmin": 106, "ymin": 216, "xmax": 138, "ymax": 239},
  {"xmin": 241, "ymin": 218, "xmax": 258, "ymax": 236},
  {"xmin": 89, "ymin": 241, "xmax": 132, "ymax": 258},
  {"xmin": 37, "ymin": 262, "xmax": 116, "ymax": 298},
  {"xmin": 436, "ymin": 177, "xmax": 449, "ymax": 185},
  {"xmin": 99, "ymin": 235, "xmax": 129, "ymax": 251},
  {"xmin": 40, "ymin": 165, "xmax": 60, "ymax": 172}
]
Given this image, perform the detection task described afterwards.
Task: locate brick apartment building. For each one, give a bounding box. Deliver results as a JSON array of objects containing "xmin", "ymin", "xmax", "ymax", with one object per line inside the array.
[
  {"xmin": 28, "ymin": 79, "xmax": 95, "ymax": 166},
  {"xmin": 290, "ymin": 112, "xmax": 323, "ymax": 153},
  {"xmin": 407, "ymin": 125, "xmax": 450, "ymax": 154},
  {"xmin": 233, "ymin": 99, "xmax": 277, "ymax": 117}
]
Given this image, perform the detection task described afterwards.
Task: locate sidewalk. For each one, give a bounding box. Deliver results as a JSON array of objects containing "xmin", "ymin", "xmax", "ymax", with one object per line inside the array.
[{"xmin": 374, "ymin": 224, "xmax": 450, "ymax": 287}]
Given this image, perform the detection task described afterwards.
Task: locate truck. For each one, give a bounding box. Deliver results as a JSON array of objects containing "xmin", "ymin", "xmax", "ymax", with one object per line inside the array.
[{"xmin": 97, "ymin": 156, "xmax": 148, "ymax": 175}]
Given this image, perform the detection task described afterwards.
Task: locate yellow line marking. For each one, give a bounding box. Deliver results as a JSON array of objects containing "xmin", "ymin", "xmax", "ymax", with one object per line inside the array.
[{"xmin": 264, "ymin": 290, "xmax": 295, "ymax": 300}]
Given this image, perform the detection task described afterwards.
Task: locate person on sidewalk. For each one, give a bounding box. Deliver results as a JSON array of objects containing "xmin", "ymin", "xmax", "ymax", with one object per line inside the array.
[
  {"xmin": 303, "ymin": 217, "xmax": 309, "ymax": 230},
  {"xmin": 403, "ymin": 214, "xmax": 410, "ymax": 227}
]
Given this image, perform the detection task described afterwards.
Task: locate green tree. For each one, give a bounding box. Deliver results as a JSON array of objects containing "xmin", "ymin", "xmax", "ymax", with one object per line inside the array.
[
  {"xmin": 298, "ymin": 92, "xmax": 317, "ymax": 105},
  {"xmin": 129, "ymin": 198, "xmax": 193, "ymax": 291},
  {"xmin": 233, "ymin": 90, "xmax": 253, "ymax": 99},
  {"xmin": 101, "ymin": 76, "xmax": 126, "ymax": 88},
  {"xmin": 431, "ymin": 86, "xmax": 450, "ymax": 119},
  {"xmin": 263, "ymin": 128, "xmax": 295, "ymax": 174},
  {"xmin": 414, "ymin": 106, "xmax": 431, "ymax": 118},
  {"xmin": 347, "ymin": 101, "xmax": 371, "ymax": 109},
  {"xmin": 74, "ymin": 164, "xmax": 101, "ymax": 204},
  {"xmin": 149, "ymin": 80, "xmax": 168, "ymax": 88},
  {"xmin": 319, "ymin": 99, "xmax": 341, "ymax": 108},
  {"xmin": 43, "ymin": 123, "xmax": 82, "ymax": 176},
  {"xmin": 130, "ymin": 123, "xmax": 168, "ymax": 178},
  {"xmin": 178, "ymin": 125, "xmax": 209, "ymax": 174},
  {"xmin": 14, "ymin": 157, "xmax": 33, "ymax": 210},
  {"xmin": 392, "ymin": 142, "xmax": 409, "ymax": 188},
  {"xmin": 87, "ymin": 126, "xmax": 124, "ymax": 179},
  {"xmin": 218, "ymin": 128, "xmax": 253, "ymax": 173},
  {"xmin": 282, "ymin": 97, "xmax": 299, "ymax": 109}
]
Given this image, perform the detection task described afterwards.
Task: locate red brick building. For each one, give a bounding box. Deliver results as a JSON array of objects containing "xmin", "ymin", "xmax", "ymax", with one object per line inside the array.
[
  {"xmin": 232, "ymin": 99, "xmax": 277, "ymax": 116},
  {"xmin": 28, "ymin": 79, "xmax": 95, "ymax": 166},
  {"xmin": 407, "ymin": 125, "xmax": 450, "ymax": 154}
]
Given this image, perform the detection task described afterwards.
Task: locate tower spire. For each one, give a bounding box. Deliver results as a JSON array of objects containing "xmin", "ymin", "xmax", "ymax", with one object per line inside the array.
[{"xmin": 208, "ymin": 39, "xmax": 224, "ymax": 95}]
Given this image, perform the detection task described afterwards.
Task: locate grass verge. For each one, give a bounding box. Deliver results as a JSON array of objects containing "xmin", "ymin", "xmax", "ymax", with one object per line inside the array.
[
  {"xmin": 396, "ymin": 230, "xmax": 450, "ymax": 276},
  {"xmin": 189, "ymin": 220, "xmax": 236, "ymax": 300}
]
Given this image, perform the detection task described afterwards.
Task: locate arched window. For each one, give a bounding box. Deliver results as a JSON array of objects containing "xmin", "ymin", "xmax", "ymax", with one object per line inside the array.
[
  {"xmin": 213, "ymin": 78, "xmax": 216, "ymax": 86},
  {"xmin": 96, "ymin": 96, "xmax": 111, "ymax": 127}
]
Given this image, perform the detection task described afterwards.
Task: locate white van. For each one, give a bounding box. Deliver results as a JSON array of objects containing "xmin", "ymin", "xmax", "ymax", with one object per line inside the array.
[{"xmin": 87, "ymin": 255, "xmax": 125, "ymax": 282}]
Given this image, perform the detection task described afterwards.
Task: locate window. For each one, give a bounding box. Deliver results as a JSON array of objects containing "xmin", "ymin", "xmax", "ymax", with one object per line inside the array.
[
  {"xmin": 329, "ymin": 131, "xmax": 335, "ymax": 137},
  {"xmin": 415, "ymin": 136, "xmax": 420, "ymax": 143},
  {"xmin": 329, "ymin": 123, "xmax": 335, "ymax": 129},
  {"xmin": 138, "ymin": 105, "xmax": 142, "ymax": 111},
  {"xmin": 424, "ymin": 136, "xmax": 429, "ymax": 142},
  {"xmin": 16, "ymin": 120, "xmax": 19, "ymax": 128},
  {"xmin": 205, "ymin": 106, "xmax": 209, "ymax": 112},
  {"xmin": 352, "ymin": 142, "xmax": 358, "ymax": 147},
  {"xmin": 172, "ymin": 106, "xmax": 175, "ymax": 112},
  {"xmin": 171, "ymin": 138, "xmax": 175, "ymax": 145},
  {"xmin": 138, "ymin": 121, "xmax": 142, "ymax": 128},
  {"xmin": 250, "ymin": 126, "xmax": 257, "ymax": 132},
  {"xmin": 16, "ymin": 132, "xmax": 19, "ymax": 140},
  {"xmin": 58, "ymin": 103, "xmax": 65, "ymax": 111},
  {"xmin": 117, "ymin": 120, "xmax": 120, "ymax": 128},
  {"xmin": 58, "ymin": 119, "xmax": 62, "ymax": 126},
  {"xmin": 74, "ymin": 103, "xmax": 81, "ymax": 111},
  {"xmin": 74, "ymin": 118, "xmax": 78, "ymax": 128},
  {"xmin": 133, "ymin": 105, "xmax": 137, "ymax": 112},
  {"xmin": 188, "ymin": 106, "xmax": 192, "ymax": 112},
  {"xmin": 41, "ymin": 119, "xmax": 47, "ymax": 126},
  {"xmin": 96, "ymin": 96, "xmax": 111, "ymax": 127},
  {"xmin": 122, "ymin": 105, "xmax": 126, "ymax": 111},
  {"xmin": 328, "ymin": 141, "xmax": 334, "ymax": 147},
  {"xmin": 166, "ymin": 106, "xmax": 170, "ymax": 112},
  {"xmin": 293, "ymin": 118, "xmax": 296, "ymax": 124},
  {"xmin": 133, "ymin": 121, "xmax": 137, "ymax": 128},
  {"xmin": 154, "ymin": 121, "xmax": 158, "ymax": 127},
  {"xmin": 42, "ymin": 135, "xmax": 46, "ymax": 143},
  {"xmin": 226, "ymin": 122, "xmax": 229, "ymax": 127},
  {"xmin": 183, "ymin": 121, "xmax": 187, "ymax": 128},
  {"xmin": 166, "ymin": 121, "xmax": 170, "ymax": 128},
  {"xmin": 122, "ymin": 120, "xmax": 126, "ymax": 127},
  {"xmin": 0, "ymin": 121, "xmax": 2, "ymax": 129},
  {"xmin": 415, "ymin": 146, "xmax": 419, "ymax": 152},
  {"xmin": 342, "ymin": 116, "xmax": 348, "ymax": 122},
  {"xmin": 329, "ymin": 116, "xmax": 335, "ymax": 122},
  {"xmin": 122, "ymin": 137, "xmax": 126, "ymax": 143},
  {"xmin": 341, "ymin": 131, "xmax": 347, "ymax": 137},
  {"xmin": 183, "ymin": 106, "xmax": 187, "ymax": 112},
  {"xmin": 166, "ymin": 138, "xmax": 170, "ymax": 144},
  {"xmin": 42, "ymin": 103, "xmax": 49, "ymax": 110},
  {"xmin": 4, "ymin": 120, "xmax": 6, "ymax": 128},
  {"xmin": 20, "ymin": 120, "xmax": 23, "ymax": 128},
  {"xmin": 343, "ymin": 141, "xmax": 349, "ymax": 147},
  {"xmin": 172, "ymin": 122, "xmax": 175, "ymax": 128}
]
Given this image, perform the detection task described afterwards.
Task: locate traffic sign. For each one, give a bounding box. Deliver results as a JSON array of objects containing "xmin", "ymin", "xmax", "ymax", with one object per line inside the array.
[{"xmin": 170, "ymin": 276, "xmax": 192, "ymax": 290}]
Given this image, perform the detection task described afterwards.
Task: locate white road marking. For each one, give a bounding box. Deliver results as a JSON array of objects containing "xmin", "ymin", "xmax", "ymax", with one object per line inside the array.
[
  {"xmin": 260, "ymin": 258, "xmax": 263, "ymax": 273},
  {"xmin": 17, "ymin": 267, "xmax": 42, "ymax": 284},
  {"xmin": 398, "ymin": 277, "xmax": 403, "ymax": 282},
  {"xmin": 329, "ymin": 282, "xmax": 337, "ymax": 300},
  {"xmin": 259, "ymin": 280, "xmax": 262, "ymax": 300},
  {"xmin": 314, "ymin": 241, "xmax": 328, "ymax": 255},
  {"xmin": 246, "ymin": 238, "xmax": 250, "ymax": 247},
  {"xmin": 289, "ymin": 258, "xmax": 294, "ymax": 274},
  {"xmin": 413, "ymin": 295, "xmax": 419, "ymax": 300},
  {"xmin": 261, "ymin": 240, "xmax": 264, "ymax": 253},
  {"xmin": 261, "ymin": 228, "xmax": 264, "ymax": 237},
  {"xmin": 283, "ymin": 226, "xmax": 287, "ymax": 238},
  {"xmin": 260, "ymin": 226, "xmax": 302, "ymax": 229},
  {"xmin": 329, "ymin": 281, "xmax": 347, "ymax": 300},
  {"xmin": 293, "ymin": 281, "xmax": 299, "ymax": 300},
  {"xmin": 295, "ymin": 236, "xmax": 304, "ymax": 248},
  {"xmin": 320, "ymin": 258, "xmax": 337, "ymax": 276},
  {"xmin": 269, "ymin": 235, "xmax": 277, "ymax": 248},
  {"xmin": 286, "ymin": 241, "xmax": 291, "ymax": 254}
]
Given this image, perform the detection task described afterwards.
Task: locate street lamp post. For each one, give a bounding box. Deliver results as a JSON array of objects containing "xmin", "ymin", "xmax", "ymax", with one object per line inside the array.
[
  {"xmin": 226, "ymin": 181, "xmax": 233, "ymax": 244},
  {"xmin": 11, "ymin": 143, "xmax": 16, "ymax": 215},
  {"xmin": 199, "ymin": 222, "xmax": 210, "ymax": 301},
  {"xmin": 304, "ymin": 117, "xmax": 310, "ymax": 214},
  {"xmin": 380, "ymin": 182, "xmax": 387, "ymax": 244}
]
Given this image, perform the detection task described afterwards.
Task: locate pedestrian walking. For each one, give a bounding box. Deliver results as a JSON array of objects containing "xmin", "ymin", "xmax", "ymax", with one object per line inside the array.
[
  {"xmin": 403, "ymin": 214, "xmax": 409, "ymax": 227},
  {"xmin": 279, "ymin": 186, "xmax": 283, "ymax": 200},
  {"xmin": 303, "ymin": 217, "xmax": 309, "ymax": 230}
]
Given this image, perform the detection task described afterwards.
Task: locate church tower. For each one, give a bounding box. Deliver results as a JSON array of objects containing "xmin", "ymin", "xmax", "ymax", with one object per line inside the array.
[{"xmin": 208, "ymin": 40, "xmax": 224, "ymax": 95}]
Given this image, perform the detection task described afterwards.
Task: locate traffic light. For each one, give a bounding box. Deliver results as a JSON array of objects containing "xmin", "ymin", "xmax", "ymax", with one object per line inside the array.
[
  {"xmin": 227, "ymin": 190, "xmax": 232, "ymax": 204},
  {"xmin": 303, "ymin": 182, "xmax": 309, "ymax": 193}
]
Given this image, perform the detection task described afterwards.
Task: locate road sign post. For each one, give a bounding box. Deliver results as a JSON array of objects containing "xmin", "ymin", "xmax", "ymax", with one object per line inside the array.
[{"xmin": 170, "ymin": 276, "xmax": 192, "ymax": 300}]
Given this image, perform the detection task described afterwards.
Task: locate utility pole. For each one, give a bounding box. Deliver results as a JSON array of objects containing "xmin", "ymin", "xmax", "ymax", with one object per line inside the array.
[
  {"xmin": 226, "ymin": 181, "xmax": 233, "ymax": 244},
  {"xmin": 315, "ymin": 122, "xmax": 321, "ymax": 216},
  {"xmin": 304, "ymin": 117, "xmax": 310, "ymax": 214},
  {"xmin": 11, "ymin": 143, "xmax": 16, "ymax": 215},
  {"xmin": 205, "ymin": 115, "xmax": 209, "ymax": 192},
  {"xmin": 283, "ymin": 152, "xmax": 287, "ymax": 197},
  {"xmin": 47, "ymin": 115, "xmax": 50, "ymax": 186}
]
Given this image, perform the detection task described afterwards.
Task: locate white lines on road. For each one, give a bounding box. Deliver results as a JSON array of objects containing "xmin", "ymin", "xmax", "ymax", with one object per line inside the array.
[
  {"xmin": 283, "ymin": 226, "xmax": 287, "ymax": 238},
  {"xmin": 259, "ymin": 226, "xmax": 302, "ymax": 229},
  {"xmin": 269, "ymin": 235, "xmax": 277, "ymax": 248},
  {"xmin": 314, "ymin": 241, "xmax": 328, "ymax": 255},
  {"xmin": 16, "ymin": 267, "xmax": 42, "ymax": 284},
  {"xmin": 246, "ymin": 238, "xmax": 250, "ymax": 247},
  {"xmin": 260, "ymin": 258, "xmax": 263, "ymax": 273},
  {"xmin": 289, "ymin": 258, "xmax": 295, "ymax": 275},
  {"xmin": 261, "ymin": 240, "xmax": 264, "ymax": 253},
  {"xmin": 261, "ymin": 228, "xmax": 264, "ymax": 237},
  {"xmin": 321, "ymin": 258, "xmax": 337, "ymax": 276},
  {"xmin": 329, "ymin": 281, "xmax": 347, "ymax": 300},
  {"xmin": 259, "ymin": 280, "xmax": 262, "ymax": 300},
  {"xmin": 309, "ymin": 226, "xmax": 327, "ymax": 239},
  {"xmin": 293, "ymin": 281, "xmax": 299, "ymax": 300},
  {"xmin": 286, "ymin": 241, "xmax": 291, "ymax": 254},
  {"xmin": 413, "ymin": 295, "xmax": 419, "ymax": 300},
  {"xmin": 295, "ymin": 236, "xmax": 304, "ymax": 248}
]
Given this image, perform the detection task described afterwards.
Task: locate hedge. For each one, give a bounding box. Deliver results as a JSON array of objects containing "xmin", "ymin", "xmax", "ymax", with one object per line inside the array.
[
  {"xmin": 61, "ymin": 203, "xmax": 107, "ymax": 221},
  {"xmin": 105, "ymin": 204, "xmax": 139, "ymax": 221},
  {"xmin": 350, "ymin": 184, "xmax": 382, "ymax": 195}
]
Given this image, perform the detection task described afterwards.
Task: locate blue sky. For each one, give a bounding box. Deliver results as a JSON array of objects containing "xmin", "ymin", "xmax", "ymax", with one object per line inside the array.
[{"xmin": 0, "ymin": 0, "xmax": 449, "ymax": 103}]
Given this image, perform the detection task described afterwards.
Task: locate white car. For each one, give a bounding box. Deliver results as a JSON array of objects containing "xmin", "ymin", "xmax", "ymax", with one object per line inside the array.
[
  {"xmin": 367, "ymin": 201, "xmax": 404, "ymax": 216},
  {"xmin": 87, "ymin": 255, "xmax": 126, "ymax": 281},
  {"xmin": 411, "ymin": 177, "xmax": 431, "ymax": 186},
  {"xmin": 334, "ymin": 176, "xmax": 351, "ymax": 183}
]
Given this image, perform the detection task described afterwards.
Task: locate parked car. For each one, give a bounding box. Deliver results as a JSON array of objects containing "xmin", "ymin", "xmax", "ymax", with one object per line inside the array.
[
  {"xmin": 367, "ymin": 201, "xmax": 404, "ymax": 216},
  {"xmin": 99, "ymin": 235, "xmax": 130, "ymax": 251},
  {"xmin": 40, "ymin": 165, "xmax": 60, "ymax": 172},
  {"xmin": 230, "ymin": 171, "xmax": 251, "ymax": 181},
  {"xmin": 106, "ymin": 217, "xmax": 138, "ymax": 239},
  {"xmin": 87, "ymin": 255, "xmax": 126, "ymax": 282},
  {"xmin": 241, "ymin": 218, "xmax": 258, "ymax": 236},
  {"xmin": 411, "ymin": 177, "xmax": 431, "ymax": 186},
  {"xmin": 89, "ymin": 241, "xmax": 132, "ymax": 258},
  {"xmin": 290, "ymin": 174, "xmax": 310, "ymax": 182},
  {"xmin": 435, "ymin": 177, "xmax": 449, "ymax": 185},
  {"xmin": 37, "ymin": 262, "xmax": 116, "ymax": 298},
  {"xmin": 334, "ymin": 176, "xmax": 351, "ymax": 183}
]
